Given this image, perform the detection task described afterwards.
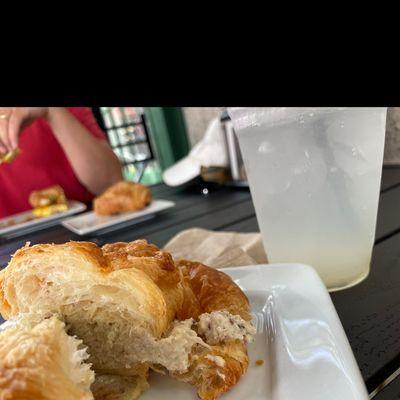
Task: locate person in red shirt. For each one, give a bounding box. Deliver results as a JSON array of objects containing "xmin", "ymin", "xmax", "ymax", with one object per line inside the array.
[{"xmin": 0, "ymin": 107, "xmax": 122, "ymax": 218}]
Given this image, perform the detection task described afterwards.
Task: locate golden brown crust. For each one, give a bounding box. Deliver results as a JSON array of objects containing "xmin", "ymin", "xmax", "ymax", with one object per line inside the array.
[
  {"xmin": 0, "ymin": 241, "xmax": 253, "ymax": 400},
  {"xmin": 93, "ymin": 181, "xmax": 151, "ymax": 216},
  {"xmin": 101, "ymin": 240, "xmax": 184, "ymax": 323},
  {"xmin": 176, "ymin": 341, "xmax": 249, "ymax": 400},
  {"xmin": 29, "ymin": 185, "xmax": 67, "ymax": 208},
  {"xmin": 0, "ymin": 240, "xmax": 186, "ymax": 381},
  {"xmin": 0, "ymin": 271, "xmax": 11, "ymax": 319},
  {"xmin": 174, "ymin": 260, "xmax": 252, "ymax": 400},
  {"xmin": 0, "ymin": 240, "xmax": 180, "ymax": 335},
  {"xmin": 102, "ymin": 241, "xmax": 176, "ymax": 273},
  {"xmin": 177, "ymin": 260, "xmax": 251, "ymax": 321}
]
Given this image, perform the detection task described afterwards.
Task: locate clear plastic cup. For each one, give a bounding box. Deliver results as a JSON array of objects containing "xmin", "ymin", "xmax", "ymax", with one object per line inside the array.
[{"xmin": 228, "ymin": 108, "xmax": 387, "ymax": 291}]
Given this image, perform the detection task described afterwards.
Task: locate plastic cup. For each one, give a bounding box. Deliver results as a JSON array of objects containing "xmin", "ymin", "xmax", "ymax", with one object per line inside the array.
[{"xmin": 228, "ymin": 108, "xmax": 387, "ymax": 291}]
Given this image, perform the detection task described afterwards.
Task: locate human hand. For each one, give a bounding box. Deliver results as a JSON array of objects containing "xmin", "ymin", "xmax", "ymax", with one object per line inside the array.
[{"xmin": 0, "ymin": 107, "xmax": 49, "ymax": 154}]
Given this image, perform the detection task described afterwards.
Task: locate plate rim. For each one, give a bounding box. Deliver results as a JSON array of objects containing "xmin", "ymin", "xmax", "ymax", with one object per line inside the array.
[
  {"xmin": 222, "ymin": 263, "xmax": 369, "ymax": 399},
  {"xmin": 0, "ymin": 200, "xmax": 87, "ymax": 236},
  {"xmin": 61, "ymin": 199, "xmax": 175, "ymax": 235}
]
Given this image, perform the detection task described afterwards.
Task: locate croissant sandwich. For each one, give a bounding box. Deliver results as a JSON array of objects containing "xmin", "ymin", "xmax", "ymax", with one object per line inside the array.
[
  {"xmin": 0, "ymin": 240, "xmax": 256, "ymax": 400},
  {"xmin": 29, "ymin": 185, "xmax": 68, "ymax": 218},
  {"xmin": 93, "ymin": 181, "xmax": 151, "ymax": 216}
]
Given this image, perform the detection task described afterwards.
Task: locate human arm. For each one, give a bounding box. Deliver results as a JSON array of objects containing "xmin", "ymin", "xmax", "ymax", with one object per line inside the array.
[{"xmin": 0, "ymin": 107, "xmax": 122, "ymax": 195}]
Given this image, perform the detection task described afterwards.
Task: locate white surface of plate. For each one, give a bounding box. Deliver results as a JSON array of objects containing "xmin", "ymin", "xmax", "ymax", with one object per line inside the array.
[
  {"xmin": 0, "ymin": 201, "xmax": 87, "ymax": 238},
  {"xmin": 141, "ymin": 264, "xmax": 369, "ymax": 400},
  {"xmin": 61, "ymin": 199, "xmax": 175, "ymax": 235}
]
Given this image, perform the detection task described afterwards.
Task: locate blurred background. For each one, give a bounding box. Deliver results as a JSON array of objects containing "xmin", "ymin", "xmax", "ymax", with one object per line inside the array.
[{"xmin": 92, "ymin": 107, "xmax": 400, "ymax": 187}]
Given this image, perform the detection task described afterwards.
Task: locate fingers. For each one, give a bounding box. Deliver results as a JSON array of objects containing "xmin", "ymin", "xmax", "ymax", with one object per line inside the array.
[
  {"xmin": 0, "ymin": 108, "xmax": 42, "ymax": 154},
  {"xmin": 0, "ymin": 108, "xmax": 23, "ymax": 153},
  {"xmin": 8, "ymin": 113, "xmax": 22, "ymax": 150},
  {"xmin": 0, "ymin": 115, "xmax": 10, "ymax": 154}
]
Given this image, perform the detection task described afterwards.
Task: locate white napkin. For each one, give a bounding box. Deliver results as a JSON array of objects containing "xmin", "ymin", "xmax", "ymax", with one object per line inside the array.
[
  {"xmin": 162, "ymin": 118, "xmax": 228, "ymax": 187},
  {"xmin": 164, "ymin": 228, "xmax": 268, "ymax": 269}
]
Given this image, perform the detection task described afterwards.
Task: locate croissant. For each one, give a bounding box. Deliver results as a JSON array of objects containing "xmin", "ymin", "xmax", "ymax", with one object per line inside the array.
[
  {"xmin": 171, "ymin": 260, "xmax": 254, "ymax": 399},
  {"xmin": 0, "ymin": 240, "xmax": 255, "ymax": 400},
  {"xmin": 0, "ymin": 314, "xmax": 94, "ymax": 400},
  {"xmin": 93, "ymin": 181, "xmax": 151, "ymax": 216},
  {"xmin": 0, "ymin": 240, "xmax": 182, "ymax": 378},
  {"xmin": 29, "ymin": 185, "xmax": 67, "ymax": 208}
]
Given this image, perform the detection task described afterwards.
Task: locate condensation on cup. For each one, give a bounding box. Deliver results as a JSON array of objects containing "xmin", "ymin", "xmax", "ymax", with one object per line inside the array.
[{"xmin": 228, "ymin": 108, "xmax": 387, "ymax": 291}]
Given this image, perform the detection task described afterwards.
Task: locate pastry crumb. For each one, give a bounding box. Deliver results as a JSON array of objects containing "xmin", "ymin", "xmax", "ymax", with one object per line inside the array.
[{"xmin": 255, "ymin": 359, "xmax": 264, "ymax": 366}]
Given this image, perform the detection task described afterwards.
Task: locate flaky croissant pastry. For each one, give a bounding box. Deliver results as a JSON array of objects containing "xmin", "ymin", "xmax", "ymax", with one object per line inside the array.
[
  {"xmin": 0, "ymin": 240, "xmax": 255, "ymax": 400},
  {"xmin": 93, "ymin": 181, "xmax": 151, "ymax": 216},
  {"xmin": 0, "ymin": 314, "xmax": 94, "ymax": 400},
  {"xmin": 171, "ymin": 260, "xmax": 254, "ymax": 399}
]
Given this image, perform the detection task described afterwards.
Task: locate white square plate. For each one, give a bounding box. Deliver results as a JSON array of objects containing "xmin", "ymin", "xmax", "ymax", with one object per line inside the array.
[
  {"xmin": 61, "ymin": 199, "xmax": 175, "ymax": 235},
  {"xmin": 0, "ymin": 201, "xmax": 86, "ymax": 238},
  {"xmin": 142, "ymin": 263, "xmax": 369, "ymax": 400}
]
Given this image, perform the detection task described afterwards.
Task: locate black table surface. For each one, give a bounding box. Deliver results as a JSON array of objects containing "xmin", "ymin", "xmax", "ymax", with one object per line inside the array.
[{"xmin": 2, "ymin": 169, "xmax": 400, "ymax": 399}]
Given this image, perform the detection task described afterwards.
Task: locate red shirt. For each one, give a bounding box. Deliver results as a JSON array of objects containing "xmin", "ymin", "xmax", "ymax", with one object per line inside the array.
[{"xmin": 0, "ymin": 108, "xmax": 106, "ymax": 218}]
